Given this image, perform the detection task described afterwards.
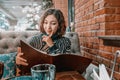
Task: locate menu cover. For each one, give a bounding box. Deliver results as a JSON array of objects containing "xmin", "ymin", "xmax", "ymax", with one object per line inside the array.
[{"xmin": 20, "ymin": 40, "xmax": 92, "ymax": 75}]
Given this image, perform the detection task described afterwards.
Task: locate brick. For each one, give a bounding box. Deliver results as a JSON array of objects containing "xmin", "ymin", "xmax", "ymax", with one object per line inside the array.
[
  {"xmin": 102, "ymin": 58, "xmax": 111, "ymax": 68},
  {"xmin": 99, "ymin": 0, "xmax": 106, "ymax": 8},
  {"xmin": 103, "ymin": 46, "xmax": 113, "ymax": 52},
  {"xmin": 89, "ymin": 49, "xmax": 99, "ymax": 55},
  {"xmin": 83, "ymin": 47, "xmax": 89, "ymax": 52},
  {"xmin": 93, "ymin": 43, "xmax": 99, "ymax": 49},
  {"xmin": 94, "ymin": 3, "xmax": 99, "ymax": 10},
  {"xmin": 99, "ymin": 45, "xmax": 104, "ymax": 51},
  {"xmin": 95, "ymin": 8, "xmax": 105, "ymax": 16},
  {"xmin": 94, "ymin": 0, "xmax": 99, "ymax": 3},
  {"xmin": 105, "ymin": 15, "xmax": 116, "ymax": 22},
  {"xmin": 115, "ymin": 63, "xmax": 119, "ymax": 72},
  {"xmin": 115, "ymin": 15, "xmax": 120, "ymax": 21},
  {"xmin": 99, "ymin": 51, "xmax": 112, "ymax": 60},
  {"xmin": 75, "ymin": 8, "xmax": 79, "ymax": 15},
  {"xmin": 93, "ymin": 37, "xmax": 100, "ymax": 43},
  {"xmin": 76, "ymin": 22, "xmax": 83, "ymax": 27},
  {"xmin": 105, "ymin": 30, "xmax": 115, "ymax": 35},
  {"xmin": 83, "ymin": 42, "xmax": 87, "ymax": 47},
  {"xmin": 116, "ymin": 7, "xmax": 120, "ymax": 14},
  {"xmin": 95, "ymin": 15, "xmax": 105, "ymax": 23},
  {"xmin": 89, "ymin": 12, "xmax": 94, "ymax": 18},
  {"xmin": 87, "ymin": 43, "xmax": 93, "ymax": 48},
  {"xmin": 117, "ymin": 57, "xmax": 120, "ymax": 63},
  {"xmin": 115, "ymin": 30, "xmax": 120, "ymax": 35},
  {"xmin": 90, "ymin": 24, "xmax": 100, "ymax": 30},
  {"xmin": 91, "ymin": 31, "xmax": 97, "ymax": 37},
  {"xmin": 84, "ymin": 8, "xmax": 89, "ymax": 15},
  {"xmin": 88, "ymin": 31, "xmax": 92, "ymax": 36},
  {"xmin": 105, "ymin": 8, "xmax": 116, "ymax": 14},
  {"xmin": 100, "ymin": 23, "xmax": 105, "ymax": 30},
  {"xmin": 91, "ymin": 18, "xmax": 95, "ymax": 24},
  {"xmin": 113, "ymin": 47, "xmax": 120, "ymax": 53},
  {"xmin": 113, "ymin": 71, "xmax": 120, "ymax": 80},
  {"xmin": 96, "ymin": 31, "xmax": 105, "ymax": 36},
  {"xmin": 104, "ymin": 0, "xmax": 120, "ymax": 7},
  {"xmin": 75, "ymin": 0, "xmax": 80, "ymax": 6},
  {"xmin": 105, "ymin": 22, "xmax": 120, "ymax": 30},
  {"xmin": 84, "ymin": 21, "xmax": 88, "ymax": 26},
  {"xmin": 99, "ymin": 39, "xmax": 104, "ymax": 45},
  {"xmin": 88, "ymin": 0, "xmax": 94, "ymax": 6},
  {"xmin": 88, "ymin": 5, "xmax": 94, "ymax": 12},
  {"xmin": 109, "ymin": 62, "xmax": 120, "ymax": 77}
]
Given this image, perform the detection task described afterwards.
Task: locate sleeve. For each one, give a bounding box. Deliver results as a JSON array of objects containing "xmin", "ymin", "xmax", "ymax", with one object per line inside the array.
[
  {"xmin": 28, "ymin": 35, "xmax": 43, "ymax": 50},
  {"xmin": 49, "ymin": 37, "xmax": 71, "ymax": 54}
]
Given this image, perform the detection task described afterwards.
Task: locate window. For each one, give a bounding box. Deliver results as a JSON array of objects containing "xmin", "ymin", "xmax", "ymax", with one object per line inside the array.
[
  {"xmin": 0, "ymin": 11, "xmax": 10, "ymax": 31},
  {"xmin": 68, "ymin": 0, "xmax": 74, "ymax": 32}
]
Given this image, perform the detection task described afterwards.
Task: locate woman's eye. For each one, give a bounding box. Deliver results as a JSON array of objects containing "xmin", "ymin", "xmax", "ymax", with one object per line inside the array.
[
  {"xmin": 44, "ymin": 22, "xmax": 47, "ymax": 24},
  {"xmin": 52, "ymin": 23, "xmax": 56, "ymax": 25}
]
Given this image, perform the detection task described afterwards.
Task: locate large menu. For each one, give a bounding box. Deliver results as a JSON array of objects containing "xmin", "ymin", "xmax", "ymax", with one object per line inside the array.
[{"xmin": 20, "ymin": 40, "xmax": 92, "ymax": 75}]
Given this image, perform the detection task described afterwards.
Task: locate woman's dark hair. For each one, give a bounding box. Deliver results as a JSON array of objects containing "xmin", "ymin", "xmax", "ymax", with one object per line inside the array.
[{"xmin": 40, "ymin": 8, "xmax": 66, "ymax": 37}]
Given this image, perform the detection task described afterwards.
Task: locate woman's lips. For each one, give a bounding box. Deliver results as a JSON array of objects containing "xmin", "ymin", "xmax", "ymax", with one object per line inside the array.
[{"xmin": 47, "ymin": 30, "xmax": 52, "ymax": 33}]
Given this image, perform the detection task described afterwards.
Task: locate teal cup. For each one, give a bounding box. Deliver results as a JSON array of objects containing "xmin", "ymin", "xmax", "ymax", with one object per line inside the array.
[{"xmin": 31, "ymin": 64, "xmax": 56, "ymax": 80}]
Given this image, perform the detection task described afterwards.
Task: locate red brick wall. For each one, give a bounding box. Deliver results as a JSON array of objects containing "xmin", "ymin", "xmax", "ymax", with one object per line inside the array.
[
  {"xmin": 104, "ymin": 0, "xmax": 120, "ymax": 35},
  {"xmin": 52, "ymin": 0, "xmax": 68, "ymax": 26},
  {"xmin": 74, "ymin": 0, "xmax": 120, "ymax": 80}
]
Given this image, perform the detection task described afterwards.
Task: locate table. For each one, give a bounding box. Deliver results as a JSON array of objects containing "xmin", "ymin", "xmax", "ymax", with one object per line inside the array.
[
  {"xmin": 56, "ymin": 71, "xmax": 85, "ymax": 80},
  {"xmin": 1, "ymin": 71, "xmax": 85, "ymax": 80}
]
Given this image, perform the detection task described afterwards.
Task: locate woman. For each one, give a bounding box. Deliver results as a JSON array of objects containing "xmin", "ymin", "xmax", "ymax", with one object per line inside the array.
[{"xmin": 16, "ymin": 8, "xmax": 71, "ymax": 66}]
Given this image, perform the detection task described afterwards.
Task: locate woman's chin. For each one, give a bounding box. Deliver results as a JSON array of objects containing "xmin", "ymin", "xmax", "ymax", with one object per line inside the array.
[
  {"xmin": 46, "ymin": 32, "xmax": 51, "ymax": 35},
  {"xmin": 46, "ymin": 33, "xmax": 50, "ymax": 36}
]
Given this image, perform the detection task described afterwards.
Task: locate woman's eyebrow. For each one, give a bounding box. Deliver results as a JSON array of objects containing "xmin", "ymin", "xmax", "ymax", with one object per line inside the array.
[
  {"xmin": 44, "ymin": 19, "xmax": 57, "ymax": 22},
  {"xmin": 44, "ymin": 19, "xmax": 47, "ymax": 21},
  {"xmin": 51, "ymin": 21, "xmax": 57, "ymax": 22}
]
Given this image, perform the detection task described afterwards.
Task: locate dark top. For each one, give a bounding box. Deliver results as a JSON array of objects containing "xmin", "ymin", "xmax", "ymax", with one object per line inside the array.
[{"xmin": 28, "ymin": 33, "xmax": 71, "ymax": 54}]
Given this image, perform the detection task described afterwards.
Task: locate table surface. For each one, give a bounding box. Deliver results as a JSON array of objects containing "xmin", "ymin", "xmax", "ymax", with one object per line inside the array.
[
  {"xmin": 1, "ymin": 71, "xmax": 85, "ymax": 80},
  {"xmin": 56, "ymin": 71, "xmax": 85, "ymax": 80}
]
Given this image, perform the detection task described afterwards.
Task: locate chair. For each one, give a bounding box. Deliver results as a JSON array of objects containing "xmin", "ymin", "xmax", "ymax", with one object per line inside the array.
[{"xmin": 64, "ymin": 32, "xmax": 81, "ymax": 54}]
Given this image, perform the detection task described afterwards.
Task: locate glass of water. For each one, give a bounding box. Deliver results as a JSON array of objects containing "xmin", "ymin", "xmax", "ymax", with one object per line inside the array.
[{"xmin": 31, "ymin": 64, "xmax": 56, "ymax": 80}]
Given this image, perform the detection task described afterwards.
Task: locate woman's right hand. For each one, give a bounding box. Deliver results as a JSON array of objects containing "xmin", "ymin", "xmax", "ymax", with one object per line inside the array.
[{"xmin": 16, "ymin": 47, "xmax": 28, "ymax": 66}]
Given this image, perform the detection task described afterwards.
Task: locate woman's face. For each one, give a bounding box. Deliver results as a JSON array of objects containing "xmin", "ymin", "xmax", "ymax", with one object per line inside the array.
[{"xmin": 43, "ymin": 14, "xmax": 58, "ymax": 35}]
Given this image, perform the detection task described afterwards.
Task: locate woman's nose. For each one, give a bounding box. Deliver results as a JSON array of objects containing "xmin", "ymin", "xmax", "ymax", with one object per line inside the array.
[{"xmin": 47, "ymin": 23, "xmax": 51, "ymax": 29}]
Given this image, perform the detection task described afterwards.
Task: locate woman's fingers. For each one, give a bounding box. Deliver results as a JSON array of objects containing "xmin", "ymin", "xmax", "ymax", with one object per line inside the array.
[
  {"xmin": 17, "ymin": 52, "xmax": 24, "ymax": 57},
  {"xmin": 42, "ymin": 35, "xmax": 47, "ymax": 41},
  {"xmin": 18, "ymin": 54, "xmax": 27, "ymax": 62},
  {"xmin": 17, "ymin": 47, "xmax": 21, "ymax": 53},
  {"xmin": 42, "ymin": 31, "xmax": 54, "ymax": 47},
  {"xmin": 16, "ymin": 53, "xmax": 28, "ymax": 66},
  {"xmin": 16, "ymin": 47, "xmax": 28, "ymax": 66},
  {"xmin": 42, "ymin": 31, "xmax": 53, "ymax": 39},
  {"xmin": 42, "ymin": 31, "xmax": 53, "ymax": 42},
  {"xmin": 17, "ymin": 59, "xmax": 28, "ymax": 66},
  {"xmin": 49, "ymin": 31, "xmax": 53, "ymax": 37}
]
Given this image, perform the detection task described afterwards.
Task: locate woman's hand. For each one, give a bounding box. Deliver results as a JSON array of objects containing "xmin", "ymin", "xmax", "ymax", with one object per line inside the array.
[
  {"xmin": 16, "ymin": 47, "xmax": 28, "ymax": 66},
  {"xmin": 42, "ymin": 31, "xmax": 54, "ymax": 47}
]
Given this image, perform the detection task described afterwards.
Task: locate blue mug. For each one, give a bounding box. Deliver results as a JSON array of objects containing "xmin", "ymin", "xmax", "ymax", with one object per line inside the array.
[{"xmin": 31, "ymin": 64, "xmax": 56, "ymax": 80}]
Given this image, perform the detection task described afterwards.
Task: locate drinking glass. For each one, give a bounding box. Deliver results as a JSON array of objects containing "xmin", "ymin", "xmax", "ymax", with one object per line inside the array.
[{"xmin": 31, "ymin": 64, "xmax": 56, "ymax": 80}]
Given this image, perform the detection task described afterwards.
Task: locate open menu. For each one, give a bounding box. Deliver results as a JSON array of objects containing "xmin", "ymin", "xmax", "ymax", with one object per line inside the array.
[{"xmin": 20, "ymin": 40, "xmax": 92, "ymax": 75}]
